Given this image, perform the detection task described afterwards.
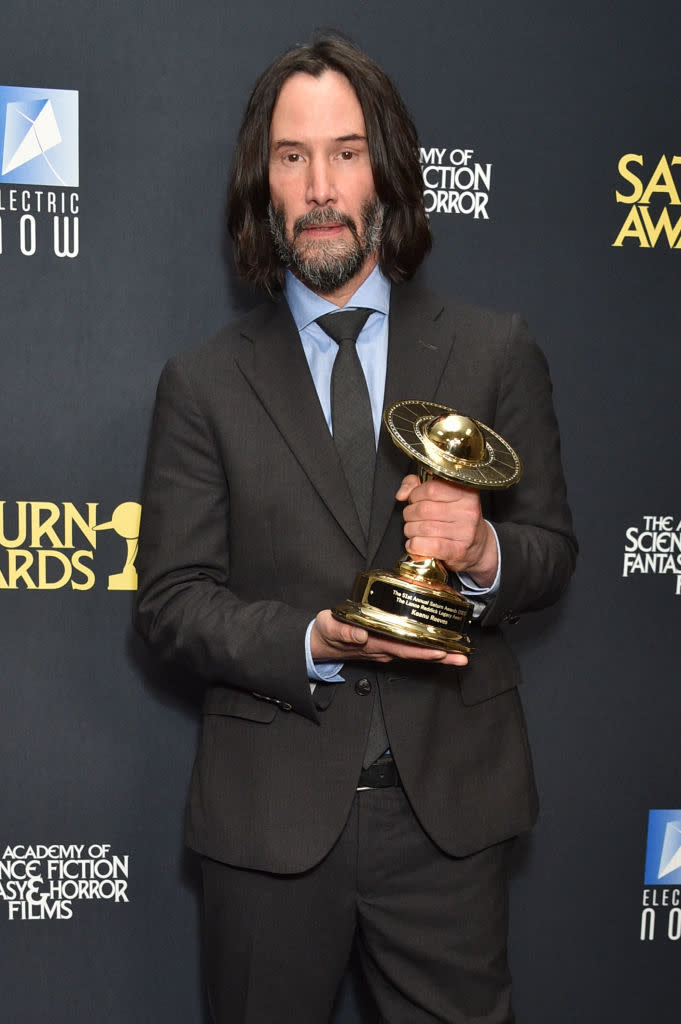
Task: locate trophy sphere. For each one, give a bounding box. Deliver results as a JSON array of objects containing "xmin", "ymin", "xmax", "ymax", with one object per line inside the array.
[
  {"xmin": 423, "ymin": 414, "xmax": 486, "ymax": 466},
  {"xmin": 384, "ymin": 400, "xmax": 522, "ymax": 489}
]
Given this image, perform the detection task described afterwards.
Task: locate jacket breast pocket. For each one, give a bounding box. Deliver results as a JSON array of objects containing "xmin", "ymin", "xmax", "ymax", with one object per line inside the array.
[{"xmin": 202, "ymin": 687, "xmax": 277, "ymax": 723}]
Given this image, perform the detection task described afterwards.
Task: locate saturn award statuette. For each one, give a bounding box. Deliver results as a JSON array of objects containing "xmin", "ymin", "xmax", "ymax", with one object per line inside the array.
[{"xmin": 332, "ymin": 400, "xmax": 523, "ymax": 655}]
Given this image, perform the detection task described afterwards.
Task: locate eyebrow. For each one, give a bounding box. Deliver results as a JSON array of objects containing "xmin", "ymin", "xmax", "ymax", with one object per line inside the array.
[{"xmin": 271, "ymin": 133, "xmax": 367, "ymax": 151}]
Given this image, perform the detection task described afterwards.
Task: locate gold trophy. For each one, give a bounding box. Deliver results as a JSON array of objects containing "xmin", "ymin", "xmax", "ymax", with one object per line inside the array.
[{"xmin": 332, "ymin": 400, "xmax": 522, "ymax": 654}]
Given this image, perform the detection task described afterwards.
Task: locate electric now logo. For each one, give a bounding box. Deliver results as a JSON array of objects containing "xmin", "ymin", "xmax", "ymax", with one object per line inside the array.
[
  {"xmin": 0, "ymin": 86, "xmax": 78, "ymax": 187},
  {"xmin": 645, "ymin": 810, "xmax": 681, "ymax": 885},
  {"xmin": 641, "ymin": 810, "xmax": 681, "ymax": 941}
]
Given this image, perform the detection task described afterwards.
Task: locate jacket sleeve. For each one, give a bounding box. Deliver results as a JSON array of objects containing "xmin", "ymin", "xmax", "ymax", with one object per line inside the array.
[
  {"xmin": 133, "ymin": 356, "xmax": 318, "ymax": 721},
  {"xmin": 478, "ymin": 315, "xmax": 577, "ymax": 628}
]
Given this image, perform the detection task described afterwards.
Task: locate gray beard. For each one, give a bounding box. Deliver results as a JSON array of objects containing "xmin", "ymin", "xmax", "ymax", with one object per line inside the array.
[{"xmin": 268, "ymin": 199, "xmax": 384, "ymax": 293}]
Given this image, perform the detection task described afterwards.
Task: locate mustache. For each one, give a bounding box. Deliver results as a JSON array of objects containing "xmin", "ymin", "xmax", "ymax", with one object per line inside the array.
[{"xmin": 292, "ymin": 208, "xmax": 359, "ymax": 239}]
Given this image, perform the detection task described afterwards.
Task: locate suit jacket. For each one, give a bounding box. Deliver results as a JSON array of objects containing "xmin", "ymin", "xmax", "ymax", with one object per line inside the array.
[{"xmin": 135, "ymin": 281, "xmax": 577, "ymax": 874}]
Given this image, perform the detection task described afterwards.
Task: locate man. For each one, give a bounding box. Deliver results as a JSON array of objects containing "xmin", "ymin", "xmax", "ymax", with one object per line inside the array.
[{"xmin": 135, "ymin": 35, "xmax": 576, "ymax": 1024}]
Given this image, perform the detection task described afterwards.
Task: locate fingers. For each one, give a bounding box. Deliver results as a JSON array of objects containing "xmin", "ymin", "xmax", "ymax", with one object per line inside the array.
[
  {"xmin": 311, "ymin": 610, "xmax": 468, "ymax": 667},
  {"xmin": 360, "ymin": 633, "xmax": 468, "ymax": 667},
  {"xmin": 395, "ymin": 474, "xmax": 420, "ymax": 502},
  {"xmin": 397, "ymin": 475, "xmax": 475, "ymax": 504},
  {"xmin": 325, "ymin": 614, "xmax": 369, "ymax": 647},
  {"xmin": 312, "ymin": 609, "xmax": 367, "ymax": 651},
  {"xmin": 396, "ymin": 475, "xmax": 490, "ymax": 574},
  {"xmin": 402, "ymin": 481, "xmax": 480, "ymax": 520},
  {"xmin": 369, "ymin": 638, "xmax": 468, "ymax": 667}
]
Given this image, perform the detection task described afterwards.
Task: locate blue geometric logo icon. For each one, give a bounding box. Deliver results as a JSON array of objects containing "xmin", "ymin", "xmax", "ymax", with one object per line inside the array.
[
  {"xmin": 644, "ymin": 810, "xmax": 681, "ymax": 885},
  {"xmin": 0, "ymin": 86, "xmax": 78, "ymax": 187}
]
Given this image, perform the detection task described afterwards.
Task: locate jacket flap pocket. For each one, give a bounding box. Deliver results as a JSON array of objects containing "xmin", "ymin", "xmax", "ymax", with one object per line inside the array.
[
  {"xmin": 203, "ymin": 687, "xmax": 277, "ymax": 723},
  {"xmin": 459, "ymin": 672, "xmax": 519, "ymax": 706},
  {"xmin": 458, "ymin": 641, "xmax": 522, "ymax": 706}
]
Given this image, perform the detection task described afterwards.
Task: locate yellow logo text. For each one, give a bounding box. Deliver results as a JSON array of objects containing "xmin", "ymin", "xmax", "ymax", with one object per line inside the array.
[
  {"xmin": 0, "ymin": 501, "xmax": 141, "ymax": 590},
  {"xmin": 613, "ymin": 154, "xmax": 681, "ymax": 249}
]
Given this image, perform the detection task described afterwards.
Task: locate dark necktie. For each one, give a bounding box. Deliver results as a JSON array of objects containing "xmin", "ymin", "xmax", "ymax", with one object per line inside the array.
[
  {"xmin": 316, "ymin": 307, "xmax": 388, "ymax": 767},
  {"xmin": 316, "ymin": 308, "xmax": 375, "ymax": 539}
]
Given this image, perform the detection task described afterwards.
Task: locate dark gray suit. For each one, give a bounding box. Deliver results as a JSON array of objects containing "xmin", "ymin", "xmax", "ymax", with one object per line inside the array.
[{"xmin": 135, "ymin": 281, "xmax": 576, "ymax": 1020}]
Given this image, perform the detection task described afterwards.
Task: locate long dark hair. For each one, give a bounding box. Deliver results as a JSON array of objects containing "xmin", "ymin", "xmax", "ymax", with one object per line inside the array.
[{"xmin": 228, "ymin": 34, "xmax": 431, "ymax": 291}]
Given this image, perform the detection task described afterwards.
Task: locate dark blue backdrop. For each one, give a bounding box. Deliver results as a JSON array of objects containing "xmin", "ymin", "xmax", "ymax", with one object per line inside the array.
[{"xmin": 2, "ymin": 2, "xmax": 680, "ymax": 1020}]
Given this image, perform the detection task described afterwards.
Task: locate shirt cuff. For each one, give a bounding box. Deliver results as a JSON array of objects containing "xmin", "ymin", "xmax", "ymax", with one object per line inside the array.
[
  {"xmin": 456, "ymin": 521, "xmax": 501, "ymax": 616},
  {"xmin": 305, "ymin": 619, "xmax": 344, "ymax": 690}
]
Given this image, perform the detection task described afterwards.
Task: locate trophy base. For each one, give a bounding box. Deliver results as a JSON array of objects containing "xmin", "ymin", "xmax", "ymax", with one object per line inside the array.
[{"xmin": 332, "ymin": 567, "xmax": 474, "ymax": 655}]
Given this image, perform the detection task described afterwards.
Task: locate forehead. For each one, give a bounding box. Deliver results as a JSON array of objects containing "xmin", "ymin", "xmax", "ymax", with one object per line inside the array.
[{"xmin": 270, "ymin": 70, "xmax": 366, "ymax": 142}]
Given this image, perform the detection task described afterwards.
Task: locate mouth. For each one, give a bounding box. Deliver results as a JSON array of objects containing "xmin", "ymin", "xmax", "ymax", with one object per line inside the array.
[
  {"xmin": 293, "ymin": 209, "xmax": 357, "ymax": 242},
  {"xmin": 299, "ymin": 223, "xmax": 347, "ymax": 239}
]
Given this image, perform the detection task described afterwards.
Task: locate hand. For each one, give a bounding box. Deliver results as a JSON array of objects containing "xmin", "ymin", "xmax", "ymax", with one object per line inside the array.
[
  {"xmin": 396, "ymin": 474, "xmax": 498, "ymax": 587},
  {"xmin": 310, "ymin": 609, "xmax": 468, "ymax": 667}
]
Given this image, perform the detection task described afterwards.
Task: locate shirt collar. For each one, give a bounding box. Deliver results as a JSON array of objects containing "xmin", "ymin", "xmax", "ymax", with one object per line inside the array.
[{"xmin": 284, "ymin": 265, "xmax": 391, "ymax": 333}]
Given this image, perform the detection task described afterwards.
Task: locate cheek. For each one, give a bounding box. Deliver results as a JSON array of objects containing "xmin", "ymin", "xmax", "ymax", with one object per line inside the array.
[
  {"xmin": 352, "ymin": 164, "xmax": 377, "ymax": 195},
  {"xmin": 349, "ymin": 178, "xmax": 378, "ymax": 216},
  {"xmin": 268, "ymin": 179, "xmax": 284, "ymax": 212},
  {"xmin": 269, "ymin": 170, "xmax": 292, "ymax": 206},
  {"xmin": 269, "ymin": 184, "xmax": 302, "ymax": 229}
]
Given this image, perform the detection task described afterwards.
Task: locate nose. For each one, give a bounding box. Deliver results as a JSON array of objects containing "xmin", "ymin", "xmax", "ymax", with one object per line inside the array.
[{"xmin": 305, "ymin": 155, "xmax": 337, "ymax": 206}]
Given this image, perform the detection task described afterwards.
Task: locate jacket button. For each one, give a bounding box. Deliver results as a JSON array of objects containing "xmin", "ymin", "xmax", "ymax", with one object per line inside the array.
[{"xmin": 355, "ymin": 678, "xmax": 372, "ymax": 695}]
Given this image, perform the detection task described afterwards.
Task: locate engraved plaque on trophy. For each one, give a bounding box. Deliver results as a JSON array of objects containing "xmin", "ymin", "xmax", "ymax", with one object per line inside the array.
[{"xmin": 332, "ymin": 400, "xmax": 522, "ymax": 654}]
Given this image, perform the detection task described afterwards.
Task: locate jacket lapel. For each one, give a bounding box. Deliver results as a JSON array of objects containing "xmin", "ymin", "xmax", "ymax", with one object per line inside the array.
[
  {"xmin": 235, "ymin": 298, "xmax": 368, "ymax": 556},
  {"xmin": 367, "ymin": 284, "xmax": 455, "ymax": 564},
  {"xmin": 232, "ymin": 285, "xmax": 456, "ymax": 564}
]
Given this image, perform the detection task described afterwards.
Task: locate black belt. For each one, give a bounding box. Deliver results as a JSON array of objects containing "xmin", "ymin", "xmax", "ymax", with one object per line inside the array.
[{"xmin": 357, "ymin": 754, "xmax": 401, "ymax": 790}]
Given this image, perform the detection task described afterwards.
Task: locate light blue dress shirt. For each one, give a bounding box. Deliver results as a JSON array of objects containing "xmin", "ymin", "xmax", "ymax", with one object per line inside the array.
[
  {"xmin": 284, "ymin": 265, "xmax": 390, "ymax": 444},
  {"xmin": 282, "ymin": 268, "xmax": 500, "ymax": 683}
]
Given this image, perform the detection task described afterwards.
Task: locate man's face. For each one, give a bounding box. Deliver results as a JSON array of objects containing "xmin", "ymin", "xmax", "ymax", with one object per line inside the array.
[{"xmin": 268, "ymin": 70, "xmax": 382, "ymax": 300}]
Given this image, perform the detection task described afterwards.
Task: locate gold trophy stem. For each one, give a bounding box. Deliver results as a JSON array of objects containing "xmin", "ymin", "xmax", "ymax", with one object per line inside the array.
[{"xmin": 397, "ymin": 554, "xmax": 449, "ymax": 586}]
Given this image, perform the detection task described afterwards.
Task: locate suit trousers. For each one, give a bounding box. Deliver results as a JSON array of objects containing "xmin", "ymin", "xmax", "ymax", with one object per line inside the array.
[{"xmin": 200, "ymin": 786, "xmax": 515, "ymax": 1024}]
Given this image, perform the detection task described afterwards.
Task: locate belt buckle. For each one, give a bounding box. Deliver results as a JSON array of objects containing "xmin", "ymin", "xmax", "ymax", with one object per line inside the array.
[{"xmin": 357, "ymin": 755, "xmax": 399, "ymax": 790}]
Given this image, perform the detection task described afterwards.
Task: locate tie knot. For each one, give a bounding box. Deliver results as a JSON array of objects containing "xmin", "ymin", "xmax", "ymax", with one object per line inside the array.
[{"xmin": 316, "ymin": 308, "xmax": 373, "ymax": 346}]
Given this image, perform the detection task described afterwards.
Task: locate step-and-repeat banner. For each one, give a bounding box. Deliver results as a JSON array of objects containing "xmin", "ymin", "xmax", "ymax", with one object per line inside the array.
[{"xmin": 1, "ymin": 2, "xmax": 679, "ymax": 1021}]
